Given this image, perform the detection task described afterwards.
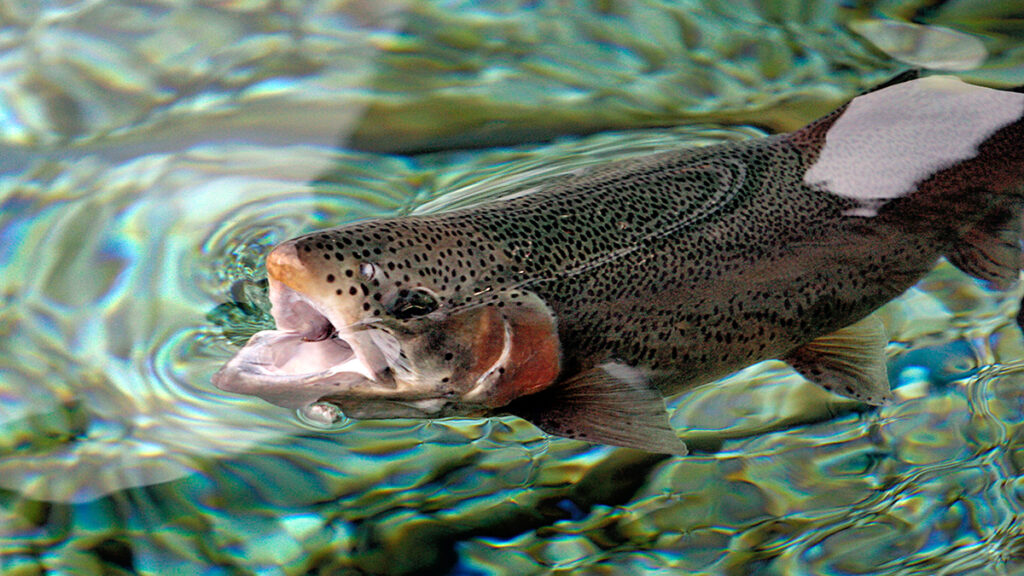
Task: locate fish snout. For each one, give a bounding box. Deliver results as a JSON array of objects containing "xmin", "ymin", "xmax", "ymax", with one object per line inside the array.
[{"xmin": 266, "ymin": 240, "xmax": 305, "ymax": 289}]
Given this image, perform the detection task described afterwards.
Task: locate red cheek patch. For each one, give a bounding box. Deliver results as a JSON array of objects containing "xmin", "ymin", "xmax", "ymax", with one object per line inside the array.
[
  {"xmin": 469, "ymin": 305, "xmax": 507, "ymax": 378},
  {"xmin": 466, "ymin": 292, "xmax": 561, "ymax": 408},
  {"xmin": 501, "ymin": 299, "xmax": 561, "ymax": 398}
]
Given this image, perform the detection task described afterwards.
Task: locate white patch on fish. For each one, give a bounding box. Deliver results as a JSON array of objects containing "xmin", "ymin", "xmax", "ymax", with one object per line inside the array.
[{"xmin": 805, "ymin": 76, "xmax": 1024, "ymax": 216}]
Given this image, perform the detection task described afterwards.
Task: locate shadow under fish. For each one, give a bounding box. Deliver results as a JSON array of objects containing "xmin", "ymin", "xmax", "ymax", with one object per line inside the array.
[{"xmin": 213, "ymin": 73, "xmax": 1024, "ymax": 455}]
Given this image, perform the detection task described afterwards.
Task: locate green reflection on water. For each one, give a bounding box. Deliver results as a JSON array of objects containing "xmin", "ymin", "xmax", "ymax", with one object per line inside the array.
[{"xmin": 2, "ymin": 0, "xmax": 1024, "ymax": 575}]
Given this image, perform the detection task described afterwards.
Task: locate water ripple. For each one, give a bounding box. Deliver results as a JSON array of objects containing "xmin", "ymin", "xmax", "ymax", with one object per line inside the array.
[{"xmin": 1, "ymin": 1, "xmax": 1024, "ymax": 569}]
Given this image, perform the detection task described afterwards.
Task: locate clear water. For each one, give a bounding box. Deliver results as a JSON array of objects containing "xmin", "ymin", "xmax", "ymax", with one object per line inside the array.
[{"xmin": 2, "ymin": 1, "xmax": 1024, "ymax": 574}]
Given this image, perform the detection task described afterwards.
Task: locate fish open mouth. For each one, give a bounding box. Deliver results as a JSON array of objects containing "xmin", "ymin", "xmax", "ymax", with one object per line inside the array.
[{"xmin": 211, "ymin": 280, "xmax": 375, "ymax": 410}]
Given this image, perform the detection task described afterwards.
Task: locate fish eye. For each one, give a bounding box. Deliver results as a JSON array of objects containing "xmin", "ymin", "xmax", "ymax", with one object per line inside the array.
[{"xmin": 388, "ymin": 288, "xmax": 439, "ymax": 320}]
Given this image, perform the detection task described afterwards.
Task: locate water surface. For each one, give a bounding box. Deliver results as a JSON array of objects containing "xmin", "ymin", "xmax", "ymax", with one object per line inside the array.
[{"xmin": 2, "ymin": 1, "xmax": 1024, "ymax": 574}]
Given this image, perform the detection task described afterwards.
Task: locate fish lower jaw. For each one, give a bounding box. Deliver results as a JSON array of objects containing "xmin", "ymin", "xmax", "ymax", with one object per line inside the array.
[
  {"xmin": 211, "ymin": 328, "xmax": 370, "ymax": 408},
  {"xmin": 213, "ymin": 279, "xmax": 390, "ymax": 409}
]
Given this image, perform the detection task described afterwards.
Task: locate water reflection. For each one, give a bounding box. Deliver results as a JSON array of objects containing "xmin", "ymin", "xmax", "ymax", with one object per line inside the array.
[{"xmin": 2, "ymin": 0, "xmax": 1024, "ymax": 574}]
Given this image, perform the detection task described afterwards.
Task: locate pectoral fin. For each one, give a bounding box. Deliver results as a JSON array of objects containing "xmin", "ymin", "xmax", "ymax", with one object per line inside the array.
[
  {"xmin": 506, "ymin": 363, "xmax": 688, "ymax": 456},
  {"xmin": 784, "ymin": 315, "xmax": 892, "ymax": 405}
]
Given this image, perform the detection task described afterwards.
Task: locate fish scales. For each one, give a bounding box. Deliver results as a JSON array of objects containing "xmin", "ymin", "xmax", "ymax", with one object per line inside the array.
[{"xmin": 214, "ymin": 74, "xmax": 1024, "ymax": 454}]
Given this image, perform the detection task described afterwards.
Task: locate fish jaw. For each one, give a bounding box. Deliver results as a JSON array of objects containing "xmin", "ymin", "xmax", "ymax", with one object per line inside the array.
[
  {"xmin": 210, "ymin": 328, "xmax": 370, "ymax": 410},
  {"xmin": 267, "ymin": 239, "xmax": 397, "ymax": 384},
  {"xmin": 210, "ymin": 269, "xmax": 384, "ymax": 411},
  {"xmin": 213, "ymin": 236, "xmax": 563, "ymax": 420},
  {"xmin": 213, "ymin": 239, "xmax": 396, "ymax": 413}
]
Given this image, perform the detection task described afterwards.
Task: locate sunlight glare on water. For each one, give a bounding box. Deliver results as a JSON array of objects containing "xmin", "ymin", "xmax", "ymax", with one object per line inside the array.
[{"xmin": 2, "ymin": 0, "xmax": 1024, "ymax": 574}]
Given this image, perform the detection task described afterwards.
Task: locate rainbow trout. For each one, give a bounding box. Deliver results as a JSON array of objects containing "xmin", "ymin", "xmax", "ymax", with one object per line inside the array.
[{"xmin": 214, "ymin": 74, "xmax": 1024, "ymax": 454}]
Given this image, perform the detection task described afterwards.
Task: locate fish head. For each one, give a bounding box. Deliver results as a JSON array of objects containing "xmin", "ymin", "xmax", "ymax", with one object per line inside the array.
[{"xmin": 212, "ymin": 219, "xmax": 561, "ymax": 422}]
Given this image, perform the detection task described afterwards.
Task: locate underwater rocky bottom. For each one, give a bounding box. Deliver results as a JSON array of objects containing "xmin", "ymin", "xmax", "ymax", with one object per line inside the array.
[
  {"xmin": 3, "ymin": 1, "xmax": 1024, "ymax": 573},
  {"xmin": 4, "ymin": 261, "xmax": 1024, "ymax": 575}
]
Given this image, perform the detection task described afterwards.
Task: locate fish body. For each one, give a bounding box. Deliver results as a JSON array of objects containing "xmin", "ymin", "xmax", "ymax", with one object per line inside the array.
[{"xmin": 214, "ymin": 75, "xmax": 1024, "ymax": 454}]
